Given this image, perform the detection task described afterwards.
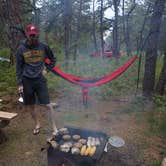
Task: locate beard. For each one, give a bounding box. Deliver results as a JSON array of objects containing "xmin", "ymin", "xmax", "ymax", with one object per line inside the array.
[{"xmin": 29, "ymin": 38, "xmax": 38, "ymax": 46}]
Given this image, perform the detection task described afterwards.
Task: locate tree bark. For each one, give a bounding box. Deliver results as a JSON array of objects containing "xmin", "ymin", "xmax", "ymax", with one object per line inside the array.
[
  {"xmin": 0, "ymin": 0, "xmax": 25, "ymax": 65},
  {"xmin": 123, "ymin": 0, "xmax": 136, "ymax": 56},
  {"xmin": 137, "ymin": 4, "xmax": 151, "ymax": 53},
  {"xmin": 112, "ymin": 0, "xmax": 120, "ymax": 58},
  {"xmin": 92, "ymin": 0, "xmax": 97, "ymax": 52},
  {"xmin": 143, "ymin": 0, "xmax": 165, "ymax": 97},
  {"xmin": 64, "ymin": 0, "xmax": 72, "ymax": 67},
  {"xmin": 100, "ymin": 0, "xmax": 104, "ymax": 57},
  {"xmin": 73, "ymin": 0, "xmax": 83, "ymax": 64},
  {"xmin": 156, "ymin": 52, "xmax": 166, "ymax": 95}
]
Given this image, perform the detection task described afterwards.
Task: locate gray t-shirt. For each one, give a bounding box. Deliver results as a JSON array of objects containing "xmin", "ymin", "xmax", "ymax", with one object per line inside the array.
[{"xmin": 16, "ymin": 40, "xmax": 56, "ymax": 85}]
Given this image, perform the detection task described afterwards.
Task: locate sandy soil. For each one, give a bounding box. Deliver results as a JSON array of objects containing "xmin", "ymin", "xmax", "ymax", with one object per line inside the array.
[{"xmin": 0, "ymin": 88, "xmax": 165, "ymax": 166}]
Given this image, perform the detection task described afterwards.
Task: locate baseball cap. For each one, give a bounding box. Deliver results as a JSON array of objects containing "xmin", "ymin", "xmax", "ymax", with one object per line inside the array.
[{"xmin": 25, "ymin": 24, "xmax": 39, "ymax": 37}]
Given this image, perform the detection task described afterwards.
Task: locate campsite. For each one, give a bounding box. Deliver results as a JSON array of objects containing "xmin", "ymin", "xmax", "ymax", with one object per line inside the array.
[{"xmin": 0, "ymin": 0, "xmax": 166, "ymax": 166}]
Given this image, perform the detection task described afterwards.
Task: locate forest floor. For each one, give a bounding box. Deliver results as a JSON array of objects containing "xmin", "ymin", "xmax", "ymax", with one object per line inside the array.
[{"xmin": 0, "ymin": 86, "xmax": 166, "ymax": 166}]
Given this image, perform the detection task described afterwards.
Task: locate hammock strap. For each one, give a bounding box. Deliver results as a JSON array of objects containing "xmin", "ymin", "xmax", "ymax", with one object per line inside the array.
[{"xmin": 82, "ymin": 87, "xmax": 89, "ymax": 106}]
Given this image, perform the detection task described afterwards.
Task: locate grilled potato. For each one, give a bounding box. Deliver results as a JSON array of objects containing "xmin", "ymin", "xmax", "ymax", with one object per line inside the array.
[
  {"xmin": 62, "ymin": 135, "xmax": 71, "ymax": 140},
  {"xmin": 71, "ymin": 147, "xmax": 80, "ymax": 155},
  {"xmin": 60, "ymin": 144, "xmax": 70, "ymax": 153},
  {"xmin": 79, "ymin": 139, "xmax": 87, "ymax": 145},
  {"xmin": 73, "ymin": 142, "xmax": 82, "ymax": 148},
  {"xmin": 65, "ymin": 142, "xmax": 73, "ymax": 148},
  {"xmin": 72, "ymin": 135, "xmax": 81, "ymax": 140}
]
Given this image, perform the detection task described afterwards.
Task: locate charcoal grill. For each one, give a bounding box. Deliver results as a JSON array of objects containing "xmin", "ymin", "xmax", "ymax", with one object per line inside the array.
[{"xmin": 47, "ymin": 126, "xmax": 108, "ymax": 166}]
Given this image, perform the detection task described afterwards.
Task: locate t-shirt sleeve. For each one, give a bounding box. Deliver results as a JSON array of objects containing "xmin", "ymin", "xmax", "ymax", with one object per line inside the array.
[{"xmin": 15, "ymin": 47, "xmax": 24, "ymax": 85}]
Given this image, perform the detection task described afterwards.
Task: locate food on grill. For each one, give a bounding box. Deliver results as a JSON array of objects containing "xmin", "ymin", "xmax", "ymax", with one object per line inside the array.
[
  {"xmin": 72, "ymin": 134, "xmax": 81, "ymax": 140},
  {"xmin": 91, "ymin": 137, "xmax": 96, "ymax": 146},
  {"xmin": 84, "ymin": 146, "xmax": 91, "ymax": 156},
  {"xmin": 89, "ymin": 146, "xmax": 96, "ymax": 156},
  {"xmin": 80, "ymin": 145, "xmax": 87, "ymax": 155},
  {"xmin": 59, "ymin": 127, "xmax": 68, "ymax": 134},
  {"xmin": 87, "ymin": 137, "xmax": 101, "ymax": 146},
  {"xmin": 65, "ymin": 142, "xmax": 73, "ymax": 148},
  {"xmin": 50, "ymin": 140, "xmax": 59, "ymax": 149},
  {"xmin": 62, "ymin": 134, "xmax": 71, "ymax": 140},
  {"xmin": 87, "ymin": 137, "xmax": 92, "ymax": 146},
  {"xmin": 71, "ymin": 147, "xmax": 80, "ymax": 154},
  {"xmin": 78, "ymin": 139, "xmax": 87, "ymax": 145},
  {"xmin": 95, "ymin": 138, "xmax": 100, "ymax": 146},
  {"xmin": 60, "ymin": 143, "xmax": 71, "ymax": 152},
  {"xmin": 73, "ymin": 142, "xmax": 82, "ymax": 148}
]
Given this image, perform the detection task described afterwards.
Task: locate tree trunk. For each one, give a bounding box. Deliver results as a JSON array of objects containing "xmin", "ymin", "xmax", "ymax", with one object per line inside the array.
[
  {"xmin": 112, "ymin": 0, "xmax": 120, "ymax": 58},
  {"xmin": 137, "ymin": 4, "xmax": 151, "ymax": 53},
  {"xmin": 64, "ymin": 0, "xmax": 72, "ymax": 67},
  {"xmin": 122, "ymin": 0, "xmax": 126, "ymax": 50},
  {"xmin": 100, "ymin": 0, "xmax": 104, "ymax": 57},
  {"xmin": 1, "ymin": 0, "xmax": 24, "ymax": 65},
  {"xmin": 156, "ymin": 52, "xmax": 166, "ymax": 95},
  {"xmin": 125, "ymin": 18, "xmax": 132, "ymax": 56},
  {"xmin": 143, "ymin": 0, "xmax": 165, "ymax": 97},
  {"xmin": 92, "ymin": 0, "xmax": 97, "ymax": 52},
  {"xmin": 73, "ymin": 0, "xmax": 82, "ymax": 64},
  {"xmin": 124, "ymin": 1, "xmax": 136, "ymax": 56}
]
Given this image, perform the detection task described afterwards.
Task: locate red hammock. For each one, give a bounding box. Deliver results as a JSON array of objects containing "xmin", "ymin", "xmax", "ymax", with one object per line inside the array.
[{"xmin": 45, "ymin": 55, "xmax": 137, "ymax": 105}]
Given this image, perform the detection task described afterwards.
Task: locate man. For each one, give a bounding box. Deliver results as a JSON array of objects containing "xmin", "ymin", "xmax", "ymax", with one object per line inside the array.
[{"xmin": 16, "ymin": 24, "xmax": 58, "ymax": 135}]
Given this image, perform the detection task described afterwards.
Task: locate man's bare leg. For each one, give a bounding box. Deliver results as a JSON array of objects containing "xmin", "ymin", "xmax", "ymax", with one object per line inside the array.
[
  {"xmin": 26, "ymin": 105, "xmax": 41, "ymax": 133},
  {"xmin": 45, "ymin": 104, "xmax": 58, "ymax": 134}
]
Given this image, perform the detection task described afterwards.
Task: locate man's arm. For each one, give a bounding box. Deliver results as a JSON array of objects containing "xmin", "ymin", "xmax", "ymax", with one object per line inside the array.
[
  {"xmin": 45, "ymin": 45, "xmax": 56, "ymax": 68},
  {"xmin": 16, "ymin": 47, "xmax": 24, "ymax": 87}
]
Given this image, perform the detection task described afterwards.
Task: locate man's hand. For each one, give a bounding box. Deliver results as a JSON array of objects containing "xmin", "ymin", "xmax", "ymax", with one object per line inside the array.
[{"xmin": 18, "ymin": 85, "xmax": 23, "ymax": 94}]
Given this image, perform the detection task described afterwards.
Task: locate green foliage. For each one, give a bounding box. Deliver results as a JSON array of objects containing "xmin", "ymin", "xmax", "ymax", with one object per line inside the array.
[
  {"xmin": 0, "ymin": 48, "xmax": 11, "ymax": 58},
  {"xmin": 151, "ymin": 160, "xmax": 161, "ymax": 166},
  {"xmin": 155, "ymin": 55, "xmax": 164, "ymax": 82},
  {"xmin": 0, "ymin": 62, "xmax": 16, "ymax": 97},
  {"xmin": 46, "ymin": 72, "xmax": 61, "ymax": 91},
  {"xmin": 120, "ymin": 96, "xmax": 146, "ymax": 113},
  {"xmin": 154, "ymin": 95, "xmax": 166, "ymax": 112},
  {"xmin": 148, "ymin": 95, "xmax": 166, "ymax": 137}
]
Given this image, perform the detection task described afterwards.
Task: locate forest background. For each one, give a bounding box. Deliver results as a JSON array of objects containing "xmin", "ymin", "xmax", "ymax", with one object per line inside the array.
[{"xmin": 0, "ymin": 0, "xmax": 166, "ymax": 165}]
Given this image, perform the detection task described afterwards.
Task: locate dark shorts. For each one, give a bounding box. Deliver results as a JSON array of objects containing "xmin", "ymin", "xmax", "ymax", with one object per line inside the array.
[{"xmin": 22, "ymin": 76, "xmax": 50, "ymax": 105}]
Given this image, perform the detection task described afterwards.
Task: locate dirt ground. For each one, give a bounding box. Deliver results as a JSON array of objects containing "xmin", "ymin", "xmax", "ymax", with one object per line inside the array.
[{"xmin": 0, "ymin": 87, "xmax": 166, "ymax": 166}]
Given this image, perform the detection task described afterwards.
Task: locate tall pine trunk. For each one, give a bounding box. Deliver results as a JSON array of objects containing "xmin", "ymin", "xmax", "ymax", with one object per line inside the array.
[
  {"xmin": 73, "ymin": 0, "xmax": 82, "ymax": 64},
  {"xmin": 64, "ymin": 0, "xmax": 72, "ymax": 67},
  {"xmin": 143, "ymin": 0, "xmax": 165, "ymax": 97},
  {"xmin": 1, "ymin": 0, "xmax": 23, "ymax": 65},
  {"xmin": 92, "ymin": 0, "xmax": 97, "ymax": 52},
  {"xmin": 100, "ymin": 0, "xmax": 104, "ymax": 57},
  {"xmin": 112, "ymin": 0, "xmax": 120, "ymax": 58}
]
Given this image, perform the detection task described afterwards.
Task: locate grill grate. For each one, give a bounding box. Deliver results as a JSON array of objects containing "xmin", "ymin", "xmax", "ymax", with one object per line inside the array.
[{"xmin": 47, "ymin": 126, "xmax": 108, "ymax": 166}]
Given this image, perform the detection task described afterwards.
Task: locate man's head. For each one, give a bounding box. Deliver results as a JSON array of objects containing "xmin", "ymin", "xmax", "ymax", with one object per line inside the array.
[{"xmin": 25, "ymin": 24, "xmax": 39, "ymax": 46}]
